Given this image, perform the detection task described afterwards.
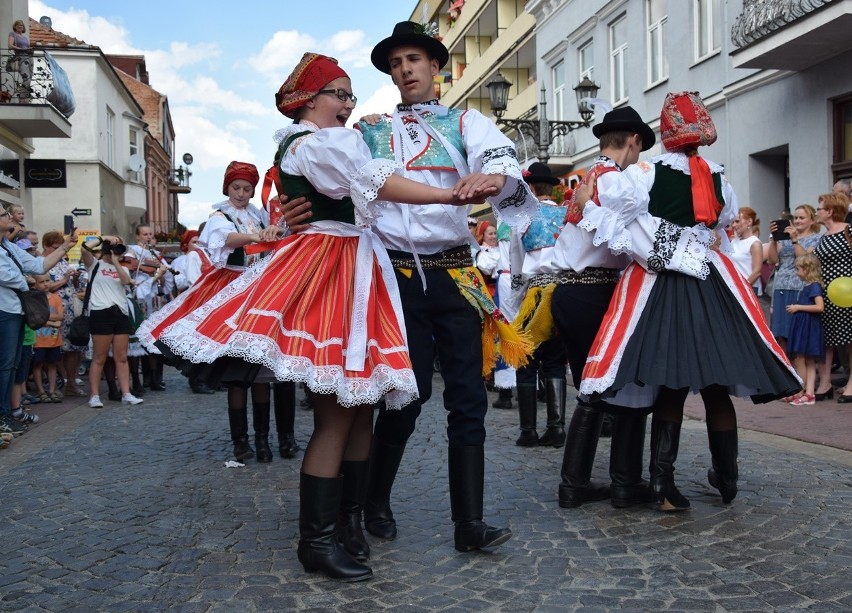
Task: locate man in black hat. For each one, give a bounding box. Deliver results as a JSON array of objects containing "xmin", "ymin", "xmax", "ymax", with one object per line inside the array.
[
  {"xmin": 511, "ymin": 162, "xmax": 569, "ymax": 449},
  {"xmin": 549, "ymin": 106, "xmax": 657, "ymax": 510},
  {"xmin": 357, "ymin": 20, "xmax": 540, "ymax": 554}
]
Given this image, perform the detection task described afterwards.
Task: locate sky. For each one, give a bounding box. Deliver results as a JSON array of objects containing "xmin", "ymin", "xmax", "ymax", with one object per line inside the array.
[{"xmin": 29, "ymin": 0, "xmax": 421, "ymax": 229}]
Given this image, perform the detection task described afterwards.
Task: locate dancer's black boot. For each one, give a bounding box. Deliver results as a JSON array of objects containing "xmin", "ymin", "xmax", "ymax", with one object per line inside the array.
[
  {"xmin": 449, "ymin": 445, "xmax": 512, "ymax": 552},
  {"xmin": 558, "ymin": 402, "xmax": 610, "ymax": 508},
  {"xmin": 273, "ymin": 382, "xmax": 300, "ymax": 458},
  {"xmin": 227, "ymin": 406, "xmax": 254, "ymax": 461},
  {"xmin": 337, "ymin": 460, "xmax": 370, "ymax": 561},
  {"xmin": 707, "ymin": 429, "xmax": 738, "ymax": 503},
  {"xmin": 649, "ymin": 419, "xmax": 690, "ymax": 511},
  {"xmin": 492, "ymin": 387, "xmax": 513, "ymax": 409},
  {"xmin": 363, "ymin": 438, "xmax": 406, "ymax": 540},
  {"xmin": 297, "ymin": 473, "xmax": 372, "ymax": 582},
  {"xmin": 252, "ymin": 402, "xmax": 273, "ymax": 463},
  {"xmin": 609, "ymin": 413, "xmax": 653, "ymax": 508},
  {"xmin": 538, "ymin": 378, "xmax": 567, "ymax": 447},
  {"xmin": 515, "ymin": 383, "xmax": 539, "ymax": 447}
]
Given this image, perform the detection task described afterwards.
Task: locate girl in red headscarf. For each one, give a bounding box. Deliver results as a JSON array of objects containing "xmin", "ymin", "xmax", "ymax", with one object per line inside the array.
[
  {"xmin": 154, "ymin": 52, "xmax": 469, "ymax": 582},
  {"xmin": 574, "ymin": 91, "xmax": 800, "ymax": 513}
]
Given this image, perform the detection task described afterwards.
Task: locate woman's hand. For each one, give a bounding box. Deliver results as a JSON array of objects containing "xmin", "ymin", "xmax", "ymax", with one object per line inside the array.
[
  {"xmin": 258, "ymin": 226, "xmax": 282, "ymax": 242},
  {"xmin": 359, "ymin": 114, "xmax": 382, "ymax": 125},
  {"xmin": 786, "ymin": 304, "xmax": 798, "ymax": 314}
]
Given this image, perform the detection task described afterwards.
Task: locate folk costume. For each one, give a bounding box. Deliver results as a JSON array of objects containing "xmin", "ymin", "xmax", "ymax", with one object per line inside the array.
[
  {"xmin": 577, "ymin": 92, "xmax": 801, "ymax": 510},
  {"xmin": 358, "ymin": 20, "xmax": 539, "ymax": 554},
  {"xmin": 512, "ymin": 163, "xmax": 568, "ymax": 448},
  {"xmin": 550, "ymin": 105, "xmax": 656, "ymax": 510}
]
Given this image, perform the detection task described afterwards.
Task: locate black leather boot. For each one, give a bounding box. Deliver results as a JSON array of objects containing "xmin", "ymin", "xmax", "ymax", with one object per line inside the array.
[
  {"xmin": 190, "ymin": 377, "xmax": 215, "ymax": 394},
  {"xmin": 649, "ymin": 419, "xmax": 690, "ymax": 512},
  {"xmin": 141, "ymin": 358, "xmax": 152, "ymax": 389},
  {"xmin": 538, "ymin": 378, "xmax": 567, "ymax": 448},
  {"xmin": 129, "ymin": 357, "xmax": 145, "ymax": 397},
  {"xmin": 338, "ymin": 460, "xmax": 370, "ymax": 561},
  {"xmin": 273, "ymin": 382, "xmax": 300, "ymax": 458},
  {"xmin": 253, "ymin": 402, "xmax": 273, "ymax": 463},
  {"xmin": 297, "ymin": 473, "xmax": 372, "ymax": 582},
  {"xmin": 558, "ymin": 402, "xmax": 610, "ymax": 508},
  {"xmin": 148, "ymin": 357, "xmax": 165, "ymax": 391},
  {"xmin": 609, "ymin": 413, "xmax": 654, "ymax": 508},
  {"xmin": 364, "ymin": 438, "xmax": 406, "ymax": 540},
  {"xmin": 492, "ymin": 388, "xmax": 513, "ymax": 409},
  {"xmin": 515, "ymin": 383, "xmax": 539, "ymax": 447},
  {"xmin": 106, "ymin": 378, "xmax": 121, "ymax": 402},
  {"xmin": 707, "ymin": 429, "xmax": 738, "ymax": 503},
  {"xmin": 227, "ymin": 407, "xmax": 254, "ymax": 461},
  {"xmin": 449, "ymin": 445, "xmax": 512, "ymax": 552}
]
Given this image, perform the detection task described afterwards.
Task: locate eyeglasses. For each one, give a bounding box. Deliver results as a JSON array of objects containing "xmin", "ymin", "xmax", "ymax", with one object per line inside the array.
[
  {"xmin": 0, "ymin": 210, "xmax": 10, "ymax": 218},
  {"xmin": 317, "ymin": 89, "xmax": 357, "ymax": 105}
]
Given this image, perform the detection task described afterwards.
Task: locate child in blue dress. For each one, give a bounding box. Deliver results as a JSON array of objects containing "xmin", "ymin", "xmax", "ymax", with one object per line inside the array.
[{"xmin": 786, "ymin": 253, "xmax": 825, "ymax": 406}]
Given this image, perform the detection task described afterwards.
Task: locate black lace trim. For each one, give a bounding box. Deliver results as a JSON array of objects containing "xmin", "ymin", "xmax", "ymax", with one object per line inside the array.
[
  {"xmin": 498, "ymin": 181, "xmax": 528, "ymax": 211},
  {"xmin": 482, "ymin": 146, "xmax": 516, "ymax": 166},
  {"xmin": 511, "ymin": 273, "xmax": 524, "ymax": 292},
  {"xmin": 647, "ymin": 221, "xmax": 681, "ymax": 273},
  {"xmin": 397, "ymin": 99, "xmax": 441, "ymax": 111}
]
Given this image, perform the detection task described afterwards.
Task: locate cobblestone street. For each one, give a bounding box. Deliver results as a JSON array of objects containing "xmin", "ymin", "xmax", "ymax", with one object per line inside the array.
[{"xmin": 2, "ymin": 370, "xmax": 851, "ymax": 611}]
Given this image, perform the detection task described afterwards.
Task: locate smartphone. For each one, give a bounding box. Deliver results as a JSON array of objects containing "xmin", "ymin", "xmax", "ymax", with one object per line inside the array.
[
  {"xmin": 63, "ymin": 214, "xmax": 74, "ymax": 235},
  {"xmin": 771, "ymin": 219, "xmax": 790, "ymax": 241}
]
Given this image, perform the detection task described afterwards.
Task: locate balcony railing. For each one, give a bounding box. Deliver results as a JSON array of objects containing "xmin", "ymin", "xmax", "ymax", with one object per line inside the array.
[{"xmin": 0, "ymin": 48, "xmax": 75, "ymax": 117}]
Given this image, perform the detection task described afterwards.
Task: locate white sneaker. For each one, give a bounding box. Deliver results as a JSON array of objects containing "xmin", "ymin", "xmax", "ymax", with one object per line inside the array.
[
  {"xmin": 88, "ymin": 395, "xmax": 104, "ymax": 408},
  {"xmin": 121, "ymin": 393, "xmax": 143, "ymax": 406}
]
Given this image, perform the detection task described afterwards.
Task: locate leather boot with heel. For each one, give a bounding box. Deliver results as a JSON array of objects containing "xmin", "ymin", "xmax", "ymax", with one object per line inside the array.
[
  {"xmin": 298, "ymin": 473, "xmax": 372, "ymax": 582},
  {"xmin": 449, "ymin": 445, "xmax": 512, "ymax": 552},
  {"xmin": 227, "ymin": 407, "xmax": 254, "ymax": 461},
  {"xmin": 558, "ymin": 402, "xmax": 610, "ymax": 508},
  {"xmin": 707, "ymin": 429, "xmax": 738, "ymax": 503},
  {"xmin": 364, "ymin": 438, "xmax": 406, "ymax": 540},
  {"xmin": 609, "ymin": 413, "xmax": 654, "ymax": 508},
  {"xmin": 252, "ymin": 402, "xmax": 273, "ymax": 463},
  {"xmin": 274, "ymin": 382, "xmax": 301, "ymax": 458},
  {"xmin": 337, "ymin": 460, "xmax": 370, "ymax": 561},
  {"xmin": 515, "ymin": 383, "xmax": 539, "ymax": 447},
  {"xmin": 538, "ymin": 378, "xmax": 567, "ymax": 448},
  {"xmin": 649, "ymin": 419, "xmax": 690, "ymax": 512}
]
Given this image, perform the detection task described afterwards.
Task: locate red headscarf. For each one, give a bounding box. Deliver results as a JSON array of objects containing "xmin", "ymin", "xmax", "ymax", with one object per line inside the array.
[
  {"xmin": 660, "ymin": 91, "xmax": 721, "ymax": 225},
  {"xmin": 180, "ymin": 229, "xmax": 199, "ymax": 253},
  {"xmin": 275, "ymin": 53, "xmax": 349, "ymax": 119},
  {"xmin": 222, "ymin": 161, "xmax": 259, "ymax": 197}
]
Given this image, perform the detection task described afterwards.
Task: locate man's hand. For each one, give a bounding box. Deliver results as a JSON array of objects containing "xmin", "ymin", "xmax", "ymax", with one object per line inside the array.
[
  {"xmin": 359, "ymin": 114, "xmax": 382, "ymax": 126},
  {"xmin": 278, "ymin": 194, "xmax": 313, "ymax": 233},
  {"xmin": 574, "ymin": 181, "xmax": 594, "ymax": 206},
  {"xmin": 258, "ymin": 226, "xmax": 283, "ymax": 242},
  {"xmin": 451, "ymin": 173, "xmax": 506, "ymax": 204}
]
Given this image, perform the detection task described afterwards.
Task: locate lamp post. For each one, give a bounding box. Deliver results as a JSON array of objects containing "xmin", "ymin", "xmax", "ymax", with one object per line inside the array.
[
  {"xmin": 171, "ymin": 152, "xmax": 194, "ymax": 188},
  {"xmin": 486, "ymin": 73, "xmax": 600, "ymax": 164}
]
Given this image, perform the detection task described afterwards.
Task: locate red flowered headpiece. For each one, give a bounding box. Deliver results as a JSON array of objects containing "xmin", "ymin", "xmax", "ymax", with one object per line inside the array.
[
  {"xmin": 222, "ymin": 161, "xmax": 259, "ymax": 197},
  {"xmin": 180, "ymin": 229, "xmax": 199, "ymax": 253},
  {"xmin": 275, "ymin": 53, "xmax": 348, "ymax": 119},
  {"xmin": 660, "ymin": 91, "xmax": 717, "ymax": 152}
]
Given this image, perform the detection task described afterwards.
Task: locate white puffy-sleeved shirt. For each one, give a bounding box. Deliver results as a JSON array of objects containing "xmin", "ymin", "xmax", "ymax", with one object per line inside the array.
[
  {"xmin": 276, "ymin": 122, "xmax": 400, "ymax": 226},
  {"xmin": 475, "ymin": 245, "xmax": 500, "ymax": 278},
  {"xmin": 358, "ymin": 101, "xmax": 538, "ymax": 254},
  {"xmin": 578, "ymin": 152, "xmax": 738, "ymax": 279},
  {"xmin": 200, "ymin": 200, "xmax": 269, "ymax": 269}
]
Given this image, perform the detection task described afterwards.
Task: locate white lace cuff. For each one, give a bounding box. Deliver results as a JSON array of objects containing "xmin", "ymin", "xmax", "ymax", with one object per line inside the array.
[
  {"xmin": 351, "ymin": 158, "xmax": 401, "ymax": 226},
  {"xmin": 578, "ymin": 203, "xmax": 634, "ymax": 255}
]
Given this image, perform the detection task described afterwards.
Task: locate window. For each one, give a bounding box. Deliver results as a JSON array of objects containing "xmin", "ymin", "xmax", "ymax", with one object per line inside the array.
[
  {"xmin": 105, "ymin": 107, "xmax": 115, "ymax": 168},
  {"xmin": 832, "ymin": 94, "xmax": 852, "ymax": 179},
  {"xmin": 579, "ymin": 40, "xmax": 594, "ymax": 81},
  {"xmin": 695, "ymin": 0, "xmax": 721, "ymax": 61},
  {"xmin": 129, "ymin": 128, "xmax": 140, "ymax": 182},
  {"xmin": 552, "ymin": 61, "xmax": 566, "ymax": 154},
  {"xmin": 609, "ymin": 16, "xmax": 628, "ymax": 104},
  {"xmin": 646, "ymin": 0, "xmax": 668, "ymax": 85}
]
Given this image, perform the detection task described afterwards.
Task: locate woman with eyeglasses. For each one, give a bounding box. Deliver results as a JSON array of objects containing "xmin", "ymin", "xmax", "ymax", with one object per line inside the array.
[
  {"xmin": 814, "ymin": 192, "xmax": 852, "ymax": 402},
  {"xmin": 0, "ymin": 208, "xmax": 77, "ymax": 436},
  {"xmin": 154, "ymin": 53, "xmax": 476, "ymax": 582}
]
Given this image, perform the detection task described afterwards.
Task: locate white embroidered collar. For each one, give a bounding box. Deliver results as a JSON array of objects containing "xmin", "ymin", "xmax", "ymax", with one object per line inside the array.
[{"xmin": 653, "ymin": 151, "xmax": 724, "ymax": 174}]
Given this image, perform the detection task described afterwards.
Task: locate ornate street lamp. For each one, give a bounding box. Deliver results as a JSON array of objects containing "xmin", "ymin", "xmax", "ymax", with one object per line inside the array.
[{"xmin": 486, "ymin": 72, "xmax": 600, "ymax": 164}]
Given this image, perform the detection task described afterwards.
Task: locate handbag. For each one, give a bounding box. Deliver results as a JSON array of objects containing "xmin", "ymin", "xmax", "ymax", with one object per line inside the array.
[
  {"xmin": 1, "ymin": 241, "xmax": 51, "ymax": 328},
  {"xmin": 68, "ymin": 262, "xmax": 98, "ymax": 346}
]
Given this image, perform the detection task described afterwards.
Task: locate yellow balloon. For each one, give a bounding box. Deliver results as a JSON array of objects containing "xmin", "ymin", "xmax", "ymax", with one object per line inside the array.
[{"xmin": 827, "ymin": 277, "xmax": 852, "ymax": 308}]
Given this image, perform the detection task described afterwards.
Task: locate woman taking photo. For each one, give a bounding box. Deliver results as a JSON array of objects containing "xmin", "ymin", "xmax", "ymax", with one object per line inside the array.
[
  {"xmin": 814, "ymin": 193, "xmax": 852, "ymax": 401},
  {"xmin": 80, "ymin": 236, "xmax": 144, "ymax": 408},
  {"xmin": 766, "ymin": 205, "xmax": 822, "ymax": 353}
]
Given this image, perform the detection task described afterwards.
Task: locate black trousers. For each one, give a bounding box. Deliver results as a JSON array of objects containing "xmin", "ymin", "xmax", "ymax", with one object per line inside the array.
[
  {"xmin": 516, "ymin": 337, "xmax": 567, "ymax": 386},
  {"xmin": 550, "ymin": 282, "xmax": 617, "ymax": 390},
  {"xmin": 373, "ymin": 268, "xmax": 487, "ymax": 447}
]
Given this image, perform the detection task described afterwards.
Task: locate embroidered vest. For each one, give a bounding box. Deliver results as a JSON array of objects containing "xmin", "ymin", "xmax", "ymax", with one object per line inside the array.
[
  {"xmin": 359, "ymin": 109, "xmax": 467, "ymax": 171},
  {"xmin": 522, "ymin": 204, "xmax": 567, "ymax": 252},
  {"xmin": 218, "ymin": 212, "xmax": 266, "ymax": 267},
  {"xmin": 648, "ymin": 162, "xmax": 724, "ymax": 228},
  {"xmin": 275, "ymin": 132, "xmax": 356, "ymax": 225},
  {"xmin": 564, "ymin": 161, "xmax": 620, "ymax": 225}
]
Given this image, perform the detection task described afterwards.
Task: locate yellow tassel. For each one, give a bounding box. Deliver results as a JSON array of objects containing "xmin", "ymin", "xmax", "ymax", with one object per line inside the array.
[
  {"xmin": 481, "ymin": 318, "xmax": 498, "ymax": 375},
  {"xmin": 524, "ymin": 285, "xmax": 555, "ymax": 347},
  {"xmin": 494, "ymin": 319, "xmax": 534, "ymax": 369}
]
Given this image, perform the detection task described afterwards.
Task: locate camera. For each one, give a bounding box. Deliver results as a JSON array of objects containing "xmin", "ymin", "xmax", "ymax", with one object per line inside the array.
[{"xmin": 101, "ymin": 240, "xmax": 127, "ymax": 256}]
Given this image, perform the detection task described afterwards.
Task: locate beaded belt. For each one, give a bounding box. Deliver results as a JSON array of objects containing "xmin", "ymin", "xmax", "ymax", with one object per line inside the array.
[
  {"xmin": 388, "ymin": 245, "xmax": 473, "ymax": 270},
  {"xmin": 528, "ymin": 273, "xmax": 556, "ymax": 288},
  {"xmin": 554, "ymin": 267, "xmax": 621, "ymax": 285}
]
